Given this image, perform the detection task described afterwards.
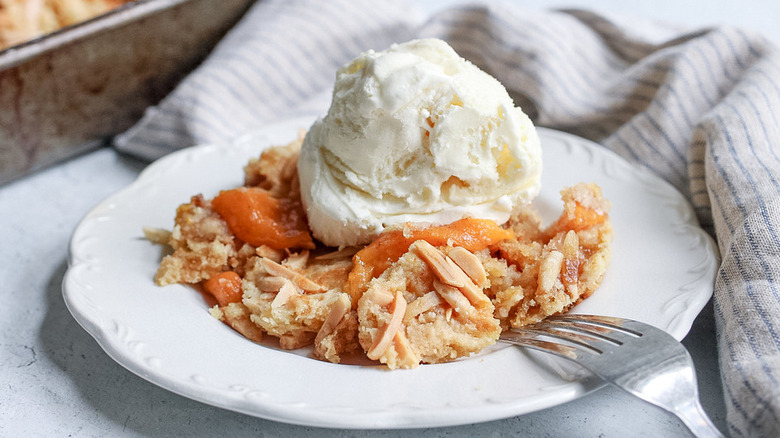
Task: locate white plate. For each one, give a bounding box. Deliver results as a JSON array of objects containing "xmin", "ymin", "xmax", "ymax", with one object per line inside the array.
[{"xmin": 63, "ymin": 117, "xmax": 719, "ymax": 429}]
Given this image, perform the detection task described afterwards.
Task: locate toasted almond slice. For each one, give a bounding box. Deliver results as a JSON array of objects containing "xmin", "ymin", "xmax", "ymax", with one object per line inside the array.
[
  {"xmin": 261, "ymin": 257, "xmax": 325, "ymax": 292},
  {"xmin": 317, "ymin": 294, "xmax": 351, "ymax": 338},
  {"xmin": 271, "ymin": 279, "xmax": 297, "ymax": 309},
  {"xmin": 256, "ymin": 245, "xmax": 284, "ymax": 262},
  {"xmin": 283, "ymin": 251, "xmax": 310, "ymax": 270},
  {"xmin": 432, "ymin": 279, "xmax": 472, "ymax": 315},
  {"xmin": 539, "ymin": 250, "xmax": 564, "ymax": 292},
  {"xmin": 393, "ymin": 331, "xmax": 420, "ymax": 369},
  {"xmin": 562, "ymin": 230, "xmax": 580, "ymax": 259},
  {"xmin": 448, "ymin": 247, "xmax": 487, "ymax": 286},
  {"xmin": 412, "ymin": 240, "xmax": 465, "ymax": 288},
  {"xmin": 366, "ymin": 285, "xmax": 395, "ymax": 307},
  {"xmin": 404, "ymin": 291, "xmax": 445, "ymax": 322},
  {"xmin": 367, "ymin": 290, "xmax": 407, "ymax": 360},
  {"xmin": 457, "ymin": 277, "xmax": 492, "ymax": 308},
  {"xmin": 256, "ymin": 276, "xmax": 290, "ymax": 292},
  {"xmin": 142, "ymin": 226, "xmax": 171, "ymax": 245}
]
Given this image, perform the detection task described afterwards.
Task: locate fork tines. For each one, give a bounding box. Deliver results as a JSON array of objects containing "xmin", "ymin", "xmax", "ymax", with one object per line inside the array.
[
  {"xmin": 498, "ymin": 314, "xmax": 725, "ymax": 437},
  {"xmin": 501, "ymin": 314, "xmax": 644, "ymax": 358}
]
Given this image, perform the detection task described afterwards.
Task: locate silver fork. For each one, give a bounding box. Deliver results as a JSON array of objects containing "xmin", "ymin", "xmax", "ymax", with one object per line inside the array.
[{"xmin": 499, "ymin": 314, "xmax": 724, "ymax": 438}]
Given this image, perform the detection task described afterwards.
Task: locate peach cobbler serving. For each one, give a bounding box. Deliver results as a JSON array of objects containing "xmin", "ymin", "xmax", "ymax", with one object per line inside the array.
[{"xmin": 146, "ymin": 39, "xmax": 613, "ymax": 369}]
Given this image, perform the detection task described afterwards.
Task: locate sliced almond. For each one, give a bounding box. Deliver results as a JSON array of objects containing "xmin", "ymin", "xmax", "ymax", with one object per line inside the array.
[
  {"xmin": 261, "ymin": 257, "xmax": 325, "ymax": 292},
  {"xmin": 282, "ymin": 251, "xmax": 309, "ymax": 270},
  {"xmin": 256, "ymin": 245, "xmax": 284, "ymax": 262},
  {"xmin": 414, "ymin": 243, "xmax": 491, "ymax": 309},
  {"xmin": 317, "ymin": 294, "xmax": 351, "ymax": 339},
  {"xmin": 256, "ymin": 276, "xmax": 290, "ymax": 292},
  {"xmin": 393, "ymin": 331, "xmax": 420, "ymax": 368},
  {"xmin": 404, "ymin": 291, "xmax": 445, "ymax": 322},
  {"xmin": 444, "ymin": 307, "xmax": 453, "ymax": 322},
  {"xmin": 367, "ymin": 290, "xmax": 407, "ymax": 360},
  {"xmin": 448, "ymin": 247, "xmax": 487, "ymax": 286},
  {"xmin": 432, "ymin": 279, "xmax": 472, "ymax": 315},
  {"xmin": 457, "ymin": 277, "xmax": 492, "ymax": 308},
  {"xmin": 562, "ymin": 230, "xmax": 579, "ymax": 260},
  {"xmin": 366, "ymin": 285, "xmax": 395, "ymax": 307},
  {"xmin": 412, "ymin": 240, "xmax": 465, "ymax": 288},
  {"xmin": 142, "ymin": 226, "xmax": 171, "ymax": 245},
  {"xmin": 271, "ymin": 279, "xmax": 297, "ymax": 309},
  {"xmin": 539, "ymin": 250, "xmax": 564, "ymax": 292}
]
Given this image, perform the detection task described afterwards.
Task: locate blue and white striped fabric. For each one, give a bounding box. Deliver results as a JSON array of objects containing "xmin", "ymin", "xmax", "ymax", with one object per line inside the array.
[{"xmin": 114, "ymin": 1, "xmax": 780, "ymax": 436}]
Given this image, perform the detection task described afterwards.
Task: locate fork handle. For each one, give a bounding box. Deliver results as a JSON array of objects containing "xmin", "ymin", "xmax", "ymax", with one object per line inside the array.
[{"xmin": 674, "ymin": 400, "xmax": 725, "ymax": 438}]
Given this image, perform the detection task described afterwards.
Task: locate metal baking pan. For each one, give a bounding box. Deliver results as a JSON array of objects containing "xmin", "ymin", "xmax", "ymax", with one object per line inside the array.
[{"xmin": 0, "ymin": 0, "xmax": 255, "ymax": 185}]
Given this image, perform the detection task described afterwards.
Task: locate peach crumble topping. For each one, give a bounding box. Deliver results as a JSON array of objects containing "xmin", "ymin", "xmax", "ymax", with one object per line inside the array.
[{"xmin": 148, "ymin": 136, "xmax": 613, "ymax": 369}]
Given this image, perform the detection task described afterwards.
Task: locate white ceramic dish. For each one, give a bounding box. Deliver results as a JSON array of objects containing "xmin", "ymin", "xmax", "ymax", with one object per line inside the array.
[{"xmin": 63, "ymin": 117, "xmax": 719, "ymax": 429}]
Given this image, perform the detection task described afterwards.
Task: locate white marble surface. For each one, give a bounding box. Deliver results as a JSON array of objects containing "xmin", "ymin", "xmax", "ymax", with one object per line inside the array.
[{"xmin": 3, "ymin": 1, "xmax": 779, "ymax": 436}]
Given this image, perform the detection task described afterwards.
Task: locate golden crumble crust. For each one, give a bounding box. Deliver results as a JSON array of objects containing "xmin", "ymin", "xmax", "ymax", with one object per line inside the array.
[{"xmin": 151, "ymin": 140, "xmax": 613, "ymax": 369}]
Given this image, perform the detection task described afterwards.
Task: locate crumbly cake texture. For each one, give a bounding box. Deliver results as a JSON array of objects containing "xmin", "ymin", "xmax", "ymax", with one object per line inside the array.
[
  {"xmin": 151, "ymin": 139, "xmax": 613, "ymax": 369},
  {"xmin": 357, "ymin": 243, "xmax": 501, "ymax": 369}
]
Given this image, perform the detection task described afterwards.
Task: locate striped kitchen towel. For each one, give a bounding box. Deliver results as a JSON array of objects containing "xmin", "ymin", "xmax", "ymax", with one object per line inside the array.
[{"xmin": 114, "ymin": 0, "xmax": 780, "ymax": 436}]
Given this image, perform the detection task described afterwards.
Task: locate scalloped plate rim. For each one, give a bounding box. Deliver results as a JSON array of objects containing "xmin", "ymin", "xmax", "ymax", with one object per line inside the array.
[{"xmin": 62, "ymin": 117, "xmax": 719, "ymax": 429}]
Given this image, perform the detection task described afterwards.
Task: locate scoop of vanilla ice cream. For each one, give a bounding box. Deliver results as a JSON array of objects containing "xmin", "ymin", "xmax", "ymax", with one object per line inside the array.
[{"xmin": 298, "ymin": 38, "xmax": 542, "ymax": 247}]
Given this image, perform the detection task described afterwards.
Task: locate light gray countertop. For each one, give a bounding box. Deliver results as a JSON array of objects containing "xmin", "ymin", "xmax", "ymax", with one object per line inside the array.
[{"xmin": 3, "ymin": 1, "xmax": 778, "ymax": 436}]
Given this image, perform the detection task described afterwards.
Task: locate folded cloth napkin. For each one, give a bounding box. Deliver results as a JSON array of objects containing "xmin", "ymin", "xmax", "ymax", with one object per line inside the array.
[{"xmin": 114, "ymin": 0, "xmax": 780, "ymax": 436}]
